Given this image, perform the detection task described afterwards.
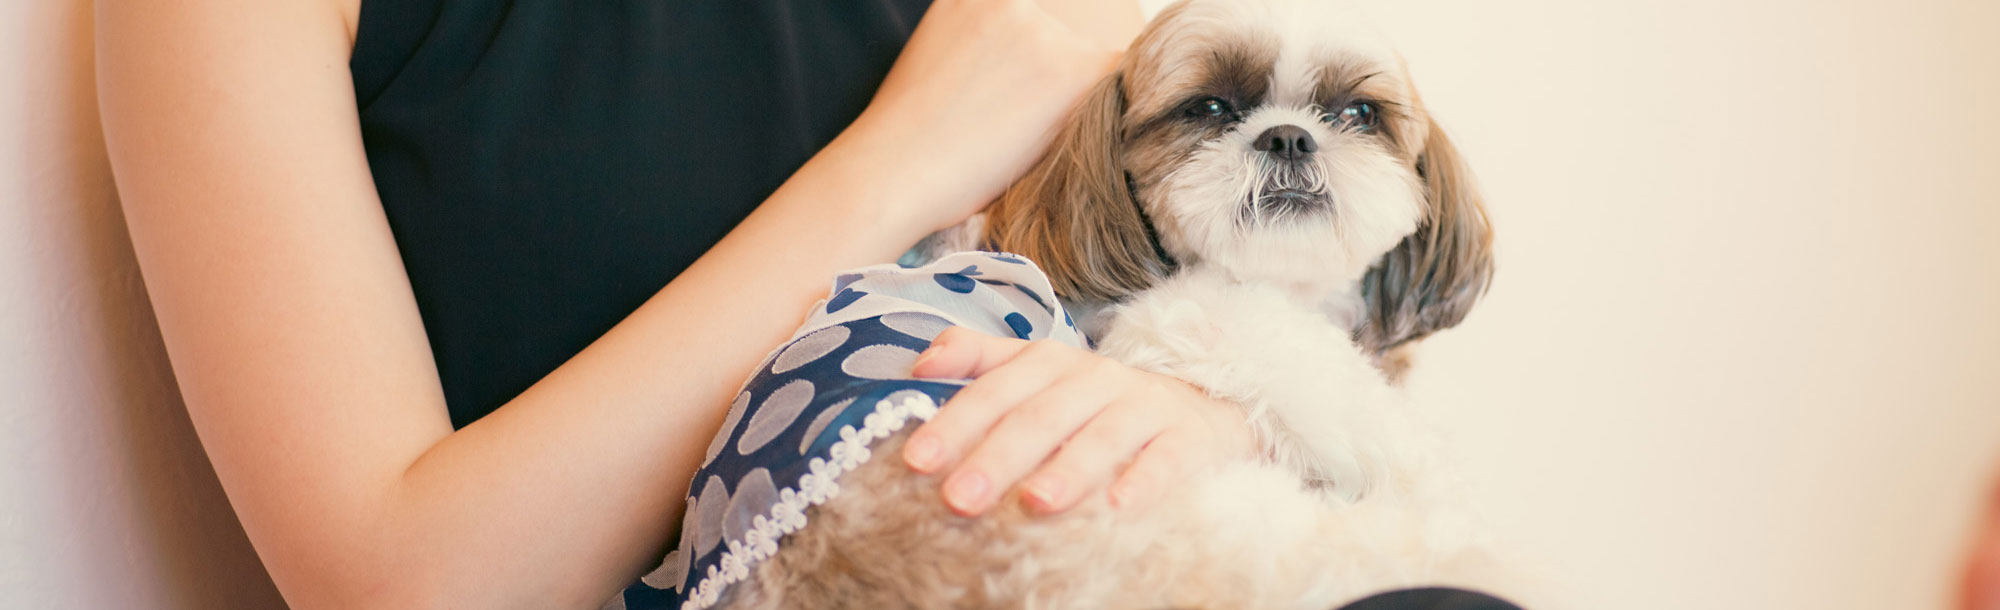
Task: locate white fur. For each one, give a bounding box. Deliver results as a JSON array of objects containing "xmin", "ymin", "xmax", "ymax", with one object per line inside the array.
[
  {"xmin": 1152, "ymin": 103, "xmax": 1425, "ymax": 289},
  {"xmin": 727, "ymin": 1, "xmax": 1540, "ymax": 607},
  {"xmin": 1097, "ymin": 268, "xmax": 1413, "ymax": 501}
]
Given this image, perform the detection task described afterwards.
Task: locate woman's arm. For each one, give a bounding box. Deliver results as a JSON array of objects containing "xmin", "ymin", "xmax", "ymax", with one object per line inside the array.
[{"xmin": 95, "ymin": 0, "xmax": 1138, "ymax": 608}]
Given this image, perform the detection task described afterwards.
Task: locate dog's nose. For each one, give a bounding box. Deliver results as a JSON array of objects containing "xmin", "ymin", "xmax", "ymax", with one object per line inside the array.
[{"xmin": 1252, "ymin": 125, "xmax": 1317, "ymax": 162}]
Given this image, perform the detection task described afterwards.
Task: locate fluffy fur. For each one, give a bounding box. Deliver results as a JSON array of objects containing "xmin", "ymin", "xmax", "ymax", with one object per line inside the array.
[{"xmin": 722, "ymin": 1, "xmax": 1515, "ymax": 608}]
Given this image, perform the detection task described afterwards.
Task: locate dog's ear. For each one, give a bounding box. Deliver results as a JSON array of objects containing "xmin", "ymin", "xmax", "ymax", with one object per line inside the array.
[
  {"xmin": 1355, "ymin": 115, "xmax": 1494, "ymax": 367},
  {"xmin": 983, "ymin": 72, "xmax": 1168, "ymax": 303}
]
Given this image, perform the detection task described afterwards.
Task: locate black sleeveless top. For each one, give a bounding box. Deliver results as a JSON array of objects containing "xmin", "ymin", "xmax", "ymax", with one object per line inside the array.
[{"xmin": 350, "ymin": 0, "xmax": 932, "ymax": 427}]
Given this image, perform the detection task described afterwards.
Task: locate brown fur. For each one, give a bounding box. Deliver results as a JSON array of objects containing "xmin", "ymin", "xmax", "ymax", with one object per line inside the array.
[
  {"xmin": 724, "ymin": 433, "xmax": 1514, "ymax": 610},
  {"xmin": 1353, "ymin": 114, "xmax": 1494, "ymax": 368},
  {"xmin": 723, "ymin": 434, "xmax": 1148, "ymax": 610},
  {"xmin": 981, "ymin": 73, "xmax": 1171, "ymax": 304}
]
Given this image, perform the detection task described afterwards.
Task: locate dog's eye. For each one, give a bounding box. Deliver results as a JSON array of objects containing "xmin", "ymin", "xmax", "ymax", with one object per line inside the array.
[
  {"xmin": 1328, "ymin": 101, "xmax": 1379, "ymax": 130},
  {"xmin": 1186, "ymin": 96, "xmax": 1235, "ymax": 118}
]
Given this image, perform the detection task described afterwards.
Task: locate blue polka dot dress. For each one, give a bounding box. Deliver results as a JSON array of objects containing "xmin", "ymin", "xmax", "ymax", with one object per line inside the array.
[{"xmin": 610, "ymin": 252, "xmax": 1089, "ymax": 610}]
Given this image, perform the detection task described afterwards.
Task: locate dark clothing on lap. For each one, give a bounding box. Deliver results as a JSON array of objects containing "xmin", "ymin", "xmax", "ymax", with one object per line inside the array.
[{"xmin": 1339, "ymin": 587, "xmax": 1527, "ymax": 610}]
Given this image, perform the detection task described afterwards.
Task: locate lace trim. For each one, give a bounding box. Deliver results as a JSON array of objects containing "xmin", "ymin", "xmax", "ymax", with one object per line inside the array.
[{"xmin": 681, "ymin": 393, "xmax": 941, "ymax": 610}]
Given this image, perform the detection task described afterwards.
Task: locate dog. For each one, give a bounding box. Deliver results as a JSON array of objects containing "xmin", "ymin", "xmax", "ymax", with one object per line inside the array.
[{"xmin": 719, "ymin": 0, "xmax": 1505, "ymax": 607}]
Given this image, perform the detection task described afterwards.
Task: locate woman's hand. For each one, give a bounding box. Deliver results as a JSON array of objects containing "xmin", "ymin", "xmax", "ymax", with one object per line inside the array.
[
  {"xmin": 828, "ymin": 0, "xmax": 1144, "ymax": 239},
  {"xmin": 902, "ymin": 327, "xmax": 1256, "ymax": 516}
]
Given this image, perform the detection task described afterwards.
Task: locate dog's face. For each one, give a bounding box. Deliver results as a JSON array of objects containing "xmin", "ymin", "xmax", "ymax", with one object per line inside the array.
[
  {"xmin": 985, "ymin": 0, "xmax": 1493, "ymax": 360},
  {"xmin": 1122, "ymin": 0, "xmax": 1428, "ymax": 288}
]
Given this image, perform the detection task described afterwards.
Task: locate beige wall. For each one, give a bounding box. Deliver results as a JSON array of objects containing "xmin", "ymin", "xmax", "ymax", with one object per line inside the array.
[
  {"xmin": 3, "ymin": 0, "xmax": 1994, "ymax": 609},
  {"xmin": 0, "ymin": 0, "xmax": 284, "ymax": 608},
  {"xmin": 1350, "ymin": 1, "xmax": 2000, "ymax": 609}
]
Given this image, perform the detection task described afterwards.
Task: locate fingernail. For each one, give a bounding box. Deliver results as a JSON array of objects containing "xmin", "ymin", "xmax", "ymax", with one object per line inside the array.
[
  {"xmin": 1023, "ymin": 475, "xmax": 1065, "ymax": 510},
  {"xmin": 903, "ymin": 434, "xmax": 941, "ymax": 472},
  {"xmin": 910, "ymin": 347, "xmax": 938, "ymax": 375},
  {"xmin": 944, "ymin": 471, "xmax": 991, "ymax": 514}
]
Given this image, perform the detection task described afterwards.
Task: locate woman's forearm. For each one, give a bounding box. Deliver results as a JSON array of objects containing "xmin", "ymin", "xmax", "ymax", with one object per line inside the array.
[
  {"xmin": 383, "ymin": 5, "xmax": 1152, "ymax": 600},
  {"xmin": 99, "ymin": 0, "xmax": 1137, "ymax": 607},
  {"xmin": 382, "ymin": 136, "xmax": 933, "ymax": 610}
]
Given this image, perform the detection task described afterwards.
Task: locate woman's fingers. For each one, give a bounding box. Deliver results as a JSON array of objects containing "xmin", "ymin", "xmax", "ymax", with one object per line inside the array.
[
  {"xmin": 903, "ymin": 325, "xmax": 1253, "ymax": 518},
  {"xmin": 904, "ymin": 335, "xmax": 1080, "ymax": 475},
  {"xmin": 942, "ymin": 366, "xmax": 1129, "ymax": 515},
  {"xmin": 910, "ymin": 326, "xmax": 1027, "ymax": 380},
  {"xmin": 1109, "ymin": 424, "xmax": 1210, "ymax": 512},
  {"xmin": 1018, "ymin": 395, "xmax": 1169, "ymax": 514}
]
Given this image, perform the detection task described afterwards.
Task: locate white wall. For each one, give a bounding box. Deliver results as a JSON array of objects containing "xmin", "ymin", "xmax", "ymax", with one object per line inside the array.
[
  {"xmin": 1, "ymin": 0, "xmax": 285, "ymax": 608},
  {"xmin": 1355, "ymin": 1, "xmax": 2000, "ymax": 609},
  {"xmin": 4, "ymin": 1, "xmax": 1995, "ymax": 609}
]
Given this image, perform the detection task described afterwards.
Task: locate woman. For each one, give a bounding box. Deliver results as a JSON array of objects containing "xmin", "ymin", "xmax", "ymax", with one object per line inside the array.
[{"xmin": 97, "ymin": 1, "xmax": 1260, "ymax": 607}]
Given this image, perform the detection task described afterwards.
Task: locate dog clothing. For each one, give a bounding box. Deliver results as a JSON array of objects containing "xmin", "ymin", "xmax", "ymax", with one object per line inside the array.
[{"xmin": 611, "ymin": 251, "xmax": 1087, "ymax": 610}]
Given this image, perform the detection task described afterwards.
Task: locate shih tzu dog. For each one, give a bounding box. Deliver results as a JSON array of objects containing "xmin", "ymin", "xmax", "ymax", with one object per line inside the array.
[{"xmin": 727, "ymin": 0, "xmax": 1508, "ymax": 607}]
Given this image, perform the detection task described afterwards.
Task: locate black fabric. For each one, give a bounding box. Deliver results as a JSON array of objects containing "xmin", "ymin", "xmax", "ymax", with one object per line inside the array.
[
  {"xmin": 350, "ymin": 0, "xmax": 932, "ymax": 427},
  {"xmin": 1334, "ymin": 587, "xmax": 1526, "ymax": 610}
]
